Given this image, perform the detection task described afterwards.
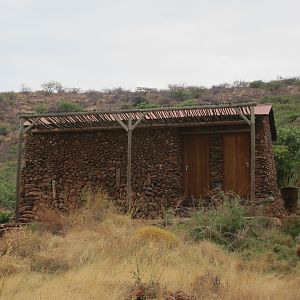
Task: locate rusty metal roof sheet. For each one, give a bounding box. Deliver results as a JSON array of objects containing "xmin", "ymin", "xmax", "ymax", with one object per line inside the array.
[{"xmin": 254, "ymin": 104, "xmax": 272, "ymax": 115}]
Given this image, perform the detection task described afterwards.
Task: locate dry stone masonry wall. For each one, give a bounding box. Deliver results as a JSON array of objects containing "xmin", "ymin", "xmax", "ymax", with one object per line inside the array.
[{"xmin": 19, "ymin": 128, "xmax": 183, "ymax": 221}]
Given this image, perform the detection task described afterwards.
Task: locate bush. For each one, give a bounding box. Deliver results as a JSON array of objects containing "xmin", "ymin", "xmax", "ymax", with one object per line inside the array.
[
  {"xmin": 273, "ymin": 126, "xmax": 300, "ymax": 186},
  {"xmin": 249, "ymin": 80, "xmax": 265, "ymax": 88},
  {"xmin": 56, "ymin": 100, "xmax": 83, "ymax": 112},
  {"xmin": 30, "ymin": 253, "xmax": 69, "ymax": 273},
  {"xmin": 293, "ymin": 79, "xmax": 300, "ymax": 86},
  {"xmin": 134, "ymin": 226, "xmax": 179, "ymax": 246},
  {"xmin": 134, "ymin": 102, "xmax": 160, "ymax": 109},
  {"xmin": 35, "ymin": 103, "xmax": 48, "ymax": 113},
  {"xmin": 0, "ymin": 227, "xmax": 44, "ymax": 258},
  {"xmin": 266, "ymin": 80, "xmax": 285, "ymax": 91},
  {"xmin": 35, "ymin": 208, "xmax": 68, "ymax": 235},
  {"xmin": 81, "ymin": 188, "xmax": 114, "ymax": 221},
  {"xmin": 168, "ymin": 84, "xmax": 206, "ymax": 101},
  {"xmin": 175, "ymin": 99, "xmax": 196, "ymax": 107},
  {"xmin": 0, "ymin": 92, "xmax": 17, "ymax": 103},
  {"xmin": 0, "ymin": 161, "xmax": 16, "ymax": 209},
  {"xmin": 0, "ymin": 211, "xmax": 12, "ymax": 223},
  {"xmin": 283, "ymin": 217, "xmax": 300, "ymax": 238},
  {"xmin": 184, "ymin": 197, "xmax": 246, "ymax": 250}
]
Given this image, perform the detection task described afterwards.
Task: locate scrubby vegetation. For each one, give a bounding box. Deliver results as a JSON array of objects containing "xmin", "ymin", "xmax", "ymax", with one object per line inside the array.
[
  {"xmin": 259, "ymin": 94, "xmax": 300, "ymax": 186},
  {"xmin": 0, "ymin": 161, "xmax": 16, "ymax": 210},
  {"xmin": 176, "ymin": 197, "xmax": 299, "ymax": 271},
  {"xmin": 0, "ymin": 193, "xmax": 300, "ymax": 299}
]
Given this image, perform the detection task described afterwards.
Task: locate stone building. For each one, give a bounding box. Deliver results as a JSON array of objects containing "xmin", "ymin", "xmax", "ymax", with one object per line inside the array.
[{"xmin": 16, "ymin": 103, "xmax": 283, "ymax": 221}]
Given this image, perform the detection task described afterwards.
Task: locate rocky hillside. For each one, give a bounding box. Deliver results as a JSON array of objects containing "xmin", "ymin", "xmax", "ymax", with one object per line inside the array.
[{"xmin": 1, "ymin": 79, "xmax": 300, "ymax": 167}]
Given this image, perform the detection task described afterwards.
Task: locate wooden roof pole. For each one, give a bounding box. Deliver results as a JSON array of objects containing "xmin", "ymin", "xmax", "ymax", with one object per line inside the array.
[
  {"xmin": 15, "ymin": 118, "xmax": 24, "ymax": 223},
  {"xmin": 250, "ymin": 106, "xmax": 256, "ymax": 202},
  {"xmin": 127, "ymin": 115, "xmax": 132, "ymax": 211}
]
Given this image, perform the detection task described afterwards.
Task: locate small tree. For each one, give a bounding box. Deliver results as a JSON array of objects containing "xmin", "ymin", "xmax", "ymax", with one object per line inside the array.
[{"xmin": 41, "ymin": 81, "xmax": 64, "ymax": 94}]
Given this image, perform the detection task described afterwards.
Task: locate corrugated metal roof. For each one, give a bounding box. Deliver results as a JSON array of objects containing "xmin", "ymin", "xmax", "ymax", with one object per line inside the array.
[{"xmin": 21, "ymin": 103, "xmax": 275, "ymax": 134}]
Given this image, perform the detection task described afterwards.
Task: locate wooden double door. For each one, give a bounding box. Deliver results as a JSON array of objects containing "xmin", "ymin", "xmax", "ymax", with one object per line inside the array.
[{"xmin": 183, "ymin": 132, "xmax": 250, "ymax": 200}]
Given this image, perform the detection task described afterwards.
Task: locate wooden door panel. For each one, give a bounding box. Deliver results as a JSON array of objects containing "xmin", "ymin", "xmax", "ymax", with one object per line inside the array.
[
  {"xmin": 183, "ymin": 135, "xmax": 209, "ymax": 199},
  {"xmin": 223, "ymin": 132, "xmax": 250, "ymax": 198}
]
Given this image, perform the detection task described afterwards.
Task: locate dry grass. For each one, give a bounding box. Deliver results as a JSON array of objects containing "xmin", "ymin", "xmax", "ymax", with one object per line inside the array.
[{"xmin": 0, "ymin": 199, "xmax": 300, "ymax": 299}]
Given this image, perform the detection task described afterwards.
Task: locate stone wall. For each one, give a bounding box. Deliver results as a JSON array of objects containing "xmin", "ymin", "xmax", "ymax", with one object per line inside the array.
[
  {"xmin": 255, "ymin": 117, "xmax": 280, "ymax": 200},
  {"xmin": 19, "ymin": 128, "xmax": 183, "ymax": 221},
  {"xmin": 19, "ymin": 117, "xmax": 283, "ymax": 222}
]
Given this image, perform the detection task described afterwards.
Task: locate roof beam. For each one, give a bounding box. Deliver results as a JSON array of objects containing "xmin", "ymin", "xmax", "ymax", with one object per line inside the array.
[{"xmin": 234, "ymin": 108, "xmax": 251, "ymax": 126}]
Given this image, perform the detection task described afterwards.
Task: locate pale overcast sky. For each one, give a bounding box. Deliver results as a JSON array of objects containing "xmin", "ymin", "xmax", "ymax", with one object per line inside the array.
[{"xmin": 0, "ymin": 0, "xmax": 299, "ymax": 91}]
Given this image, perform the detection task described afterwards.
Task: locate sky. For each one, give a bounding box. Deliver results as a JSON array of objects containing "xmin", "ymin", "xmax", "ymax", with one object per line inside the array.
[{"xmin": 0, "ymin": 0, "xmax": 300, "ymax": 92}]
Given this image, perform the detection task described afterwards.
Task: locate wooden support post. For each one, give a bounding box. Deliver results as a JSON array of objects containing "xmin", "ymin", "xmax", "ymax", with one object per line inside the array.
[
  {"xmin": 114, "ymin": 113, "xmax": 147, "ymax": 212},
  {"xmin": 234, "ymin": 108, "xmax": 251, "ymax": 126},
  {"xmin": 250, "ymin": 106, "xmax": 255, "ymax": 202},
  {"xmin": 15, "ymin": 118, "xmax": 24, "ymax": 223},
  {"xmin": 127, "ymin": 114, "xmax": 132, "ymax": 211}
]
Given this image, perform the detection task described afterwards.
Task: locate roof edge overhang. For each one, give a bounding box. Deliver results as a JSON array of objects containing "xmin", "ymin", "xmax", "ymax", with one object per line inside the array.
[{"xmin": 17, "ymin": 102, "xmax": 275, "ymax": 137}]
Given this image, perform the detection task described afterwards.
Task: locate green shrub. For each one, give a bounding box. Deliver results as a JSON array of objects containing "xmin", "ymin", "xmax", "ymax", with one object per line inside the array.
[
  {"xmin": 184, "ymin": 197, "xmax": 246, "ymax": 250},
  {"xmin": 0, "ymin": 211, "xmax": 12, "ymax": 223},
  {"xmin": 273, "ymin": 126, "xmax": 300, "ymax": 186},
  {"xmin": 35, "ymin": 103, "xmax": 48, "ymax": 113},
  {"xmin": 283, "ymin": 217, "xmax": 300, "ymax": 238},
  {"xmin": 177, "ymin": 195, "xmax": 298, "ymax": 265},
  {"xmin": 0, "ymin": 92, "xmax": 17, "ymax": 103},
  {"xmin": 0, "ymin": 161, "xmax": 16, "ymax": 209},
  {"xmin": 134, "ymin": 101, "xmax": 160, "ymax": 109},
  {"xmin": 176, "ymin": 99, "xmax": 196, "ymax": 107},
  {"xmin": 56, "ymin": 100, "xmax": 83, "ymax": 112},
  {"xmin": 266, "ymin": 80, "xmax": 285, "ymax": 91},
  {"xmin": 249, "ymin": 80, "xmax": 265, "ymax": 88},
  {"xmin": 168, "ymin": 84, "xmax": 202, "ymax": 101},
  {"xmin": 293, "ymin": 79, "xmax": 300, "ymax": 86}
]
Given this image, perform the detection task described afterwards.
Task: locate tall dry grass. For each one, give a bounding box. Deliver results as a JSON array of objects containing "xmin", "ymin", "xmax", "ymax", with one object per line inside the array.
[{"xmin": 0, "ymin": 192, "xmax": 300, "ymax": 299}]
